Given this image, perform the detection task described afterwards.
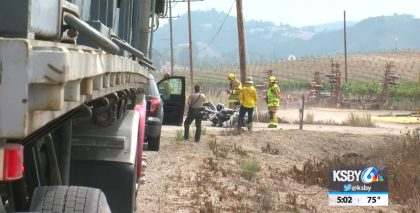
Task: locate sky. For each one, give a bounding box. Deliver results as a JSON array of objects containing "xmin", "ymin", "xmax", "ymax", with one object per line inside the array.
[{"xmin": 168, "ymin": 0, "xmax": 420, "ymax": 27}]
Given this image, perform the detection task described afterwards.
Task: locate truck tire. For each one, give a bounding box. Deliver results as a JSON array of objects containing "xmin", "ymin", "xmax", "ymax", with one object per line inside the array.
[
  {"xmin": 148, "ymin": 135, "xmax": 161, "ymax": 151},
  {"xmin": 29, "ymin": 186, "xmax": 111, "ymax": 213}
]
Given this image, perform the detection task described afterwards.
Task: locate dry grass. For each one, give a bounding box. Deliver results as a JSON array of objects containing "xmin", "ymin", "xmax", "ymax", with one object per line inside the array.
[
  {"xmin": 297, "ymin": 118, "xmax": 341, "ymax": 126},
  {"xmin": 285, "ymin": 192, "xmax": 317, "ymax": 212},
  {"xmin": 314, "ymin": 119, "xmax": 341, "ymax": 126},
  {"xmin": 289, "ymin": 128, "xmax": 420, "ymax": 212},
  {"xmin": 208, "ymin": 137, "xmax": 229, "ymax": 158},
  {"xmin": 232, "ymin": 143, "xmax": 248, "ymax": 157},
  {"xmin": 220, "ymin": 128, "xmax": 242, "ymax": 136},
  {"xmin": 290, "ymin": 154, "xmax": 373, "ymax": 187},
  {"xmin": 299, "ymin": 112, "xmax": 375, "ymax": 127},
  {"xmin": 253, "ymin": 111, "xmax": 289, "ymax": 124},
  {"xmin": 203, "ymin": 157, "xmax": 232, "ymax": 178},
  {"xmin": 384, "ymin": 128, "xmax": 420, "ymax": 212},
  {"xmin": 254, "ymin": 111, "xmax": 270, "ymax": 123},
  {"xmin": 290, "ymin": 158, "xmax": 330, "ymax": 187},
  {"xmin": 209, "ymin": 137, "xmax": 249, "ymax": 159},
  {"xmin": 342, "ymin": 112, "xmax": 375, "ymax": 127},
  {"xmin": 305, "ymin": 112, "xmax": 315, "ymax": 123},
  {"xmin": 286, "ymin": 192, "xmax": 298, "ymax": 206},
  {"xmin": 255, "ymin": 184, "xmax": 274, "ymax": 212},
  {"xmin": 261, "ymin": 143, "xmax": 280, "ymax": 155},
  {"xmin": 194, "ymin": 137, "xmax": 274, "ymax": 212}
]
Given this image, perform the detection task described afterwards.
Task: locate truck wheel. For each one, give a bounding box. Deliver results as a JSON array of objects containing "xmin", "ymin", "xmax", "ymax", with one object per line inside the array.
[
  {"xmin": 148, "ymin": 135, "xmax": 161, "ymax": 151},
  {"xmin": 30, "ymin": 186, "xmax": 111, "ymax": 213}
]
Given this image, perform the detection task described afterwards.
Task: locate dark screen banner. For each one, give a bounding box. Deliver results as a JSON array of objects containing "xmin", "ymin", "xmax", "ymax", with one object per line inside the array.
[{"xmin": 328, "ymin": 165, "xmax": 388, "ymax": 206}]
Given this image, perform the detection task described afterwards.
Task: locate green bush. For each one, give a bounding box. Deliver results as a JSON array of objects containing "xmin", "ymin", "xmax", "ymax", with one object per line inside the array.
[
  {"xmin": 342, "ymin": 81, "xmax": 382, "ymax": 99},
  {"xmin": 241, "ymin": 157, "xmax": 260, "ymax": 181},
  {"xmin": 175, "ymin": 129, "xmax": 184, "ymax": 141}
]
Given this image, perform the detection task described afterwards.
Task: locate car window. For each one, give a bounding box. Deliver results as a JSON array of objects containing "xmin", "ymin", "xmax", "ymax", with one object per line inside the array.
[{"xmin": 158, "ymin": 78, "xmax": 182, "ymax": 100}]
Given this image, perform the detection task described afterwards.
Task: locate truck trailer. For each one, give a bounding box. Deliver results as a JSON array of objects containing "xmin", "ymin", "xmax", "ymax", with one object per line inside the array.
[{"xmin": 0, "ymin": 0, "xmax": 184, "ymax": 212}]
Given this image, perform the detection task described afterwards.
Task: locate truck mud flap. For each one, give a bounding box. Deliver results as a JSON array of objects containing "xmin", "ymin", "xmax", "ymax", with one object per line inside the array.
[{"xmin": 69, "ymin": 110, "xmax": 140, "ymax": 213}]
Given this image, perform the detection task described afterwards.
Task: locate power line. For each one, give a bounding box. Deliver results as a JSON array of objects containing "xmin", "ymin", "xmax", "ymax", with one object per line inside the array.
[{"xmin": 203, "ymin": 0, "xmax": 236, "ymax": 50}]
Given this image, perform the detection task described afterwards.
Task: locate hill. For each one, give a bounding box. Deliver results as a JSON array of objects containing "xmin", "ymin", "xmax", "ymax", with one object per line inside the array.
[{"xmin": 153, "ymin": 11, "xmax": 420, "ymax": 66}]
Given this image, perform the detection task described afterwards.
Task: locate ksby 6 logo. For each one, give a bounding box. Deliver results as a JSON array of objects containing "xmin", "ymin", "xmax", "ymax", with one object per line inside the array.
[
  {"xmin": 333, "ymin": 167, "xmax": 384, "ymax": 183},
  {"xmin": 361, "ymin": 167, "xmax": 384, "ymax": 184}
]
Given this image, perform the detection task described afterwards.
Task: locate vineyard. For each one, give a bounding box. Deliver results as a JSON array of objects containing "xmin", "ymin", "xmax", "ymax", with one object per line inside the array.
[
  {"xmin": 156, "ymin": 51, "xmax": 420, "ymax": 109},
  {"xmin": 176, "ymin": 51, "xmax": 420, "ymax": 83}
]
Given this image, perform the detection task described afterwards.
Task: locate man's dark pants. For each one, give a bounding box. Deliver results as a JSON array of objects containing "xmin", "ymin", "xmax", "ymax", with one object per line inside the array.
[
  {"xmin": 238, "ymin": 105, "xmax": 254, "ymax": 129},
  {"xmin": 184, "ymin": 109, "xmax": 202, "ymax": 142}
]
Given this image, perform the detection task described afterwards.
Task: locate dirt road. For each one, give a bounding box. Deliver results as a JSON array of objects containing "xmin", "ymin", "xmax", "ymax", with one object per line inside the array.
[{"xmin": 135, "ymin": 121, "xmax": 412, "ymax": 212}]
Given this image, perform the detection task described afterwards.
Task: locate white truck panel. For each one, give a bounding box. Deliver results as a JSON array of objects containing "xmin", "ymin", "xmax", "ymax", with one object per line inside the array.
[
  {"xmin": 0, "ymin": 38, "xmax": 149, "ymax": 139},
  {"xmin": 0, "ymin": 40, "xmax": 30, "ymax": 139},
  {"xmin": 29, "ymin": 0, "xmax": 63, "ymax": 40}
]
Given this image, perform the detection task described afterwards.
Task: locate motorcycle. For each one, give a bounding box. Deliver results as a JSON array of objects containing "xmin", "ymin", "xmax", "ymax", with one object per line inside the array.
[{"xmin": 203, "ymin": 102, "xmax": 242, "ymax": 128}]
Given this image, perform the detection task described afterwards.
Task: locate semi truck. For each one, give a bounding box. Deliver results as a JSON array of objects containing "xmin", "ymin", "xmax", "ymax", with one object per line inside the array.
[{"xmin": 0, "ymin": 0, "xmax": 185, "ymax": 212}]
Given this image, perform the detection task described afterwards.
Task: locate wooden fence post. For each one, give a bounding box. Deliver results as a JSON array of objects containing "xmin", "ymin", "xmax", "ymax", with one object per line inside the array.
[{"xmin": 299, "ymin": 95, "xmax": 305, "ymax": 130}]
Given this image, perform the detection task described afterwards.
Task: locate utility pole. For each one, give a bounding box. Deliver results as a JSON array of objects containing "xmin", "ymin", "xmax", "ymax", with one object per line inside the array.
[
  {"xmin": 148, "ymin": 0, "xmax": 156, "ymax": 59},
  {"xmin": 167, "ymin": 0, "xmax": 202, "ymax": 87},
  {"xmin": 236, "ymin": 0, "xmax": 247, "ymax": 84},
  {"xmin": 138, "ymin": 0, "xmax": 152, "ymax": 55},
  {"xmin": 187, "ymin": 0, "xmax": 194, "ymax": 91},
  {"xmin": 169, "ymin": 0, "xmax": 174, "ymax": 75},
  {"xmin": 344, "ymin": 10, "xmax": 348, "ymax": 83}
]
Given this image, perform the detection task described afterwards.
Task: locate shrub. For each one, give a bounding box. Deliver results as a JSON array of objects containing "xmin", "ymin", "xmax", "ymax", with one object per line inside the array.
[
  {"xmin": 342, "ymin": 112, "xmax": 375, "ymax": 127},
  {"xmin": 241, "ymin": 157, "xmax": 260, "ymax": 181},
  {"xmin": 289, "ymin": 128, "xmax": 420, "ymax": 211},
  {"xmin": 305, "ymin": 112, "xmax": 314, "ymax": 123},
  {"xmin": 385, "ymin": 128, "xmax": 420, "ymax": 211},
  {"xmin": 175, "ymin": 129, "xmax": 184, "ymax": 141},
  {"xmin": 208, "ymin": 138, "xmax": 229, "ymax": 158}
]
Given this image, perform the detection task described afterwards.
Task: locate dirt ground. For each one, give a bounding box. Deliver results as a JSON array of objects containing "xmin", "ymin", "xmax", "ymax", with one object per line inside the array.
[{"xmin": 136, "ymin": 108, "xmax": 418, "ymax": 213}]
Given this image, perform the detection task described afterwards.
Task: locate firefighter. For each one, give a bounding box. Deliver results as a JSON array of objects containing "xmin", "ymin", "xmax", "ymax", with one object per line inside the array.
[
  {"xmin": 160, "ymin": 72, "xmax": 173, "ymax": 100},
  {"xmin": 226, "ymin": 73, "xmax": 242, "ymax": 109},
  {"xmin": 238, "ymin": 77, "xmax": 258, "ymax": 131},
  {"xmin": 266, "ymin": 76, "xmax": 281, "ymax": 128}
]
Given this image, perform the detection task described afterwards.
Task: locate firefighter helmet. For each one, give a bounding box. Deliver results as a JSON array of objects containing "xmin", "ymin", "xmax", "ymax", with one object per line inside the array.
[
  {"xmin": 227, "ymin": 73, "xmax": 236, "ymax": 81},
  {"xmin": 246, "ymin": 77, "xmax": 253, "ymax": 84},
  {"xmin": 269, "ymin": 76, "xmax": 276, "ymax": 83}
]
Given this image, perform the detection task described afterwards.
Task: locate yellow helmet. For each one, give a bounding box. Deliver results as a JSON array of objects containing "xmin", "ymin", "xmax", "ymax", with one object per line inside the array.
[
  {"xmin": 269, "ymin": 76, "xmax": 276, "ymax": 83},
  {"xmin": 227, "ymin": 73, "xmax": 236, "ymax": 81}
]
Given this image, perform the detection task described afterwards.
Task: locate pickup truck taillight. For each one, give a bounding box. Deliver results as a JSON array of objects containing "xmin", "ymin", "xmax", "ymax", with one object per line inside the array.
[
  {"xmin": 148, "ymin": 97, "xmax": 161, "ymax": 115},
  {"xmin": 1, "ymin": 144, "xmax": 24, "ymax": 181}
]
